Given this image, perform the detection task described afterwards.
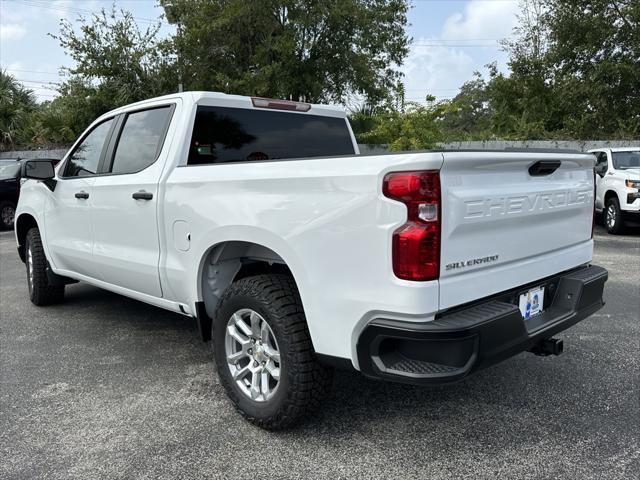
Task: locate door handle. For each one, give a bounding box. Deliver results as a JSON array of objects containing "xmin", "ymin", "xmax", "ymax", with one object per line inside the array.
[
  {"xmin": 132, "ymin": 191, "xmax": 153, "ymax": 200},
  {"xmin": 75, "ymin": 191, "xmax": 89, "ymax": 199}
]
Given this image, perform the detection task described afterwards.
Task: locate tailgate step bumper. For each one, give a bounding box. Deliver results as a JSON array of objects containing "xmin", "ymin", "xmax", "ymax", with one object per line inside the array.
[{"xmin": 356, "ymin": 265, "xmax": 607, "ymax": 385}]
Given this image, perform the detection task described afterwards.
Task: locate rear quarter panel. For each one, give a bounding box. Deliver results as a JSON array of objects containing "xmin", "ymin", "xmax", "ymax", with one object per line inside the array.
[{"xmin": 161, "ymin": 152, "xmax": 444, "ymax": 362}]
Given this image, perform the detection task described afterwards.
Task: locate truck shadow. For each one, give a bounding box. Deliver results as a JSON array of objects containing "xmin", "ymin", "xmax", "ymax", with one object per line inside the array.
[
  {"xmin": 62, "ymin": 282, "xmax": 198, "ymax": 334},
  {"xmin": 58, "ymin": 282, "xmax": 595, "ymax": 444},
  {"xmin": 290, "ymin": 358, "xmax": 601, "ymax": 451}
]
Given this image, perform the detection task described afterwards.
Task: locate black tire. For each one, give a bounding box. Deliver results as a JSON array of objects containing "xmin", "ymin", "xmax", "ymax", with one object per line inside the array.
[
  {"xmin": 604, "ymin": 197, "xmax": 625, "ymax": 234},
  {"xmin": 25, "ymin": 227, "xmax": 65, "ymax": 306},
  {"xmin": 213, "ymin": 274, "xmax": 333, "ymax": 430},
  {"xmin": 0, "ymin": 201, "xmax": 16, "ymax": 230}
]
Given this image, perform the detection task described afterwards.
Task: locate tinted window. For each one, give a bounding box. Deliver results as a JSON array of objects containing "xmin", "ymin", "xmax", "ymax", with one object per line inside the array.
[
  {"xmin": 65, "ymin": 119, "xmax": 114, "ymax": 177},
  {"xmin": 110, "ymin": 107, "xmax": 172, "ymax": 174},
  {"xmin": 187, "ymin": 106, "xmax": 355, "ymax": 165}
]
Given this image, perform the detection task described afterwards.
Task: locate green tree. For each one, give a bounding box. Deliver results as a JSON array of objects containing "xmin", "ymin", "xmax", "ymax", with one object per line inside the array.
[
  {"xmin": 542, "ymin": 0, "xmax": 639, "ymax": 137},
  {"xmin": 0, "ymin": 71, "xmax": 37, "ymax": 150},
  {"xmin": 443, "ymin": 2, "xmax": 564, "ymax": 140},
  {"xmin": 357, "ymin": 97, "xmax": 455, "ymax": 150},
  {"xmin": 439, "ymin": 71, "xmax": 493, "ymax": 140},
  {"xmin": 52, "ymin": 6, "xmax": 177, "ymax": 106},
  {"xmin": 23, "ymin": 79, "xmax": 115, "ymax": 147},
  {"xmin": 162, "ymin": 0, "xmax": 410, "ymax": 106},
  {"xmin": 490, "ymin": 0, "xmax": 638, "ymax": 139},
  {"xmin": 442, "ymin": 0, "xmax": 639, "ymax": 140},
  {"xmin": 486, "ymin": 0, "xmax": 561, "ymax": 139},
  {"xmin": 2, "ymin": 7, "xmax": 181, "ymax": 150},
  {"xmin": 35, "ymin": 6, "xmax": 179, "ymax": 143}
]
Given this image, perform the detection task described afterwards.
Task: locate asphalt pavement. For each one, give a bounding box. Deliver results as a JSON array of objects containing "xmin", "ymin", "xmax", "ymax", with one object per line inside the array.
[{"xmin": 1, "ymin": 225, "xmax": 638, "ymax": 479}]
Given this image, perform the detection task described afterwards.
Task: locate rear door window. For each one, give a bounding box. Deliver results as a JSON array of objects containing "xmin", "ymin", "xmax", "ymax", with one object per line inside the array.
[
  {"xmin": 187, "ymin": 106, "xmax": 355, "ymax": 165},
  {"xmin": 109, "ymin": 106, "xmax": 173, "ymax": 174}
]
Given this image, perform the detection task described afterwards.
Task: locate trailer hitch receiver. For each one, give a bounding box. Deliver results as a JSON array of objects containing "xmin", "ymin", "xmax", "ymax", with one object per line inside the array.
[{"xmin": 529, "ymin": 338, "xmax": 564, "ymax": 356}]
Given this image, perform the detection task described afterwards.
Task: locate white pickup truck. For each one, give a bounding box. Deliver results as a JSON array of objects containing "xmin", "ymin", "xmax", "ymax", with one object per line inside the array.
[
  {"xmin": 590, "ymin": 147, "xmax": 640, "ymax": 234},
  {"xmin": 15, "ymin": 92, "xmax": 607, "ymax": 429}
]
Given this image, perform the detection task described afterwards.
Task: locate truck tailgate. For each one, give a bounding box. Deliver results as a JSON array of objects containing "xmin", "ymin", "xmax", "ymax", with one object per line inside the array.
[{"xmin": 438, "ymin": 151, "xmax": 595, "ymax": 310}]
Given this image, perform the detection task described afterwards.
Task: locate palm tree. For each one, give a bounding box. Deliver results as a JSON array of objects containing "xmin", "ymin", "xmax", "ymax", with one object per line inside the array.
[{"xmin": 0, "ymin": 71, "xmax": 37, "ymax": 150}]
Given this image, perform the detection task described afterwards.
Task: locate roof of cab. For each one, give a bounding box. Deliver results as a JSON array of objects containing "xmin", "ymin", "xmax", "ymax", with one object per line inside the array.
[
  {"xmin": 588, "ymin": 147, "xmax": 639, "ymax": 153},
  {"xmin": 105, "ymin": 91, "xmax": 347, "ymax": 118}
]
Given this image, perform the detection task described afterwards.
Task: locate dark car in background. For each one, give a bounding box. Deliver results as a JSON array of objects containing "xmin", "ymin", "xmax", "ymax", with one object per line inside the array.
[
  {"xmin": 0, "ymin": 158, "xmax": 60, "ymax": 230},
  {"xmin": 0, "ymin": 159, "xmax": 22, "ymax": 230}
]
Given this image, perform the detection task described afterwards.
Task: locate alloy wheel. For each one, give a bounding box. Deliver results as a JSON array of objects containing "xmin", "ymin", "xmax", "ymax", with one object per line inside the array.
[
  {"xmin": 1, "ymin": 205, "xmax": 14, "ymax": 227},
  {"xmin": 225, "ymin": 308, "xmax": 281, "ymax": 402},
  {"xmin": 606, "ymin": 205, "xmax": 616, "ymax": 228},
  {"xmin": 26, "ymin": 245, "xmax": 34, "ymax": 290}
]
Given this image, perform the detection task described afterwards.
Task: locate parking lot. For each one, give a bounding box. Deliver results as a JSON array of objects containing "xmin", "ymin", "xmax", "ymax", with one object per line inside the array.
[{"xmin": 0, "ymin": 225, "xmax": 638, "ymax": 479}]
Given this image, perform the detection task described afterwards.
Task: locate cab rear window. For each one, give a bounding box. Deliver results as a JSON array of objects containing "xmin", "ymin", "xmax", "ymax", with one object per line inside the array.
[{"xmin": 187, "ymin": 106, "xmax": 355, "ymax": 165}]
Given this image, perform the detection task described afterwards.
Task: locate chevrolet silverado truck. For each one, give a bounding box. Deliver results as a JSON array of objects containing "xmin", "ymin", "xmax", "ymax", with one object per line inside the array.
[
  {"xmin": 15, "ymin": 92, "xmax": 607, "ymax": 429},
  {"xmin": 590, "ymin": 147, "xmax": 640, "ymax": 234}
]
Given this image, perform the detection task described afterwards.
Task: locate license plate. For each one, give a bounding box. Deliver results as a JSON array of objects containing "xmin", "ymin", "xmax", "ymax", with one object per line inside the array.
[{"xmin": 518, "ymin": 286, "xmax": 545, "ymax": 320}]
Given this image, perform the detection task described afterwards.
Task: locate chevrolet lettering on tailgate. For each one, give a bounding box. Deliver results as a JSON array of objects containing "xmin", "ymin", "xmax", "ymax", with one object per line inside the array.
[{"xmin": 464, "ymin": 189, "xmax": 593, "ymax": 219}]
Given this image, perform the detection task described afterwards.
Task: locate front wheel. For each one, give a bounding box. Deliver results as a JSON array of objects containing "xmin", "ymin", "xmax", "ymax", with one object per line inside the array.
[
  {"xmin": 213, "ymin": 274, "xmax": 333, "ymax": 430},
  {"xmin": 25, "ymin": 227, "xmax": 65, "ymax": 305},
  {"xmin": 605, "ymin": 197, "xmax": 625, "ymax": 234}
]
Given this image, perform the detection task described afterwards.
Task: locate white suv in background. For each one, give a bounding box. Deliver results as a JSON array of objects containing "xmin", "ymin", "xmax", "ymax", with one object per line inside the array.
[{"xmin": 590, "ymin": 147, "xmax": 640, "ymax": 234}]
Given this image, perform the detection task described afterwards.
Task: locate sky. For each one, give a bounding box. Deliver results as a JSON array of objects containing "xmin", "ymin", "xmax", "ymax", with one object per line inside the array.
[{"xmin": 0, "ymin": 0, "xmax": 521, "ymax": 104}]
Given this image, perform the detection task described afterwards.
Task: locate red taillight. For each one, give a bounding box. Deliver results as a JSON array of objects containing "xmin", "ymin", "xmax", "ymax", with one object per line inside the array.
[
  {"xmin": 251, "ymin": 97, "xmax": 311, "ymax": 112},
  {"xmin": 383, "ymin": 171, "xmax": 441, "ymax": 281}
]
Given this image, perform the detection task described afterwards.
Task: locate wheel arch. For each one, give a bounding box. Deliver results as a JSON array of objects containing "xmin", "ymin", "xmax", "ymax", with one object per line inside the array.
[
  {"xmin": 15, "ymin": 213, "xmax": 39, "ymax": 263},
  {"xmin": 195, "ymin": 239, "xmax": 305, "ymax": 342},
  {"xmin": 604, "ymin": 190, "xmax": 620, "ymax": 205}
]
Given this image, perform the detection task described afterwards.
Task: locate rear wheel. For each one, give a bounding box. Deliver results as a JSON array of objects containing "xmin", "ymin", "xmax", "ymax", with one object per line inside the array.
[
  {"xmin": 25, "ymin": 227, "xmax": 65, "ymax": 305},
  {"xmin": 213, "ymin": 274, "xmax": 333, "ymax": 430},
  {"xmin": 605, "ymin": 197, "xmax": 625, "ymax": 234},
  {"xmin": 0, "ymin": 201, "xmax": 15, "ymax": 230}
]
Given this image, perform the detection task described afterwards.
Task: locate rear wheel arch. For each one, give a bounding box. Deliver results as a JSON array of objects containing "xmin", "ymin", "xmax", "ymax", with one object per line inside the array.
[{"xmin": 197, "ymin": 241, "xmax": 301, "ymax": 335}]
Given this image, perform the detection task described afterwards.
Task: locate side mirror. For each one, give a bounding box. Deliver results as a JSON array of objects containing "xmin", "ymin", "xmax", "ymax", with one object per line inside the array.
[
  {"xmin": 594, "ymin": 164, "xmax": 606, "ymax": 177},
  {"xmin": 21, "ymin": 160, "xmax": 56, "ymax": 180},
  {"xmin": 21, "ymin": 160, "xmax": 57, "ymax": 191}
]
